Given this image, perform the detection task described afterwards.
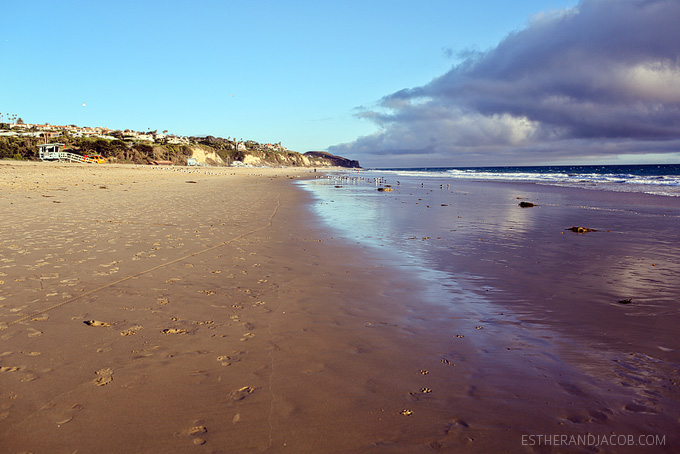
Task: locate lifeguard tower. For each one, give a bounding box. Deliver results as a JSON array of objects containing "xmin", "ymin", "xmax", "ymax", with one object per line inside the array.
[
  {"xmin": 37, "ymin": 143, "xmax": 99, "ymax": 163},
  {"xmin": 38, "ymin": 143, "xmax": 66, "ymax": 161}
]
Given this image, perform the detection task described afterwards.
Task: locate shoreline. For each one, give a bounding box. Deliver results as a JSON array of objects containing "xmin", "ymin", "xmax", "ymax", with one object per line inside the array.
[
  {"xmin": 304, "ymin": 174, "xmax": 680, "ymax": 356},
  {"xmin": 1, "ymin": 162, "xmax": 678, "ymax": 453},
  {"xmin": 302, "ymin": 173, "xmax": 680, "ymax": 451}
]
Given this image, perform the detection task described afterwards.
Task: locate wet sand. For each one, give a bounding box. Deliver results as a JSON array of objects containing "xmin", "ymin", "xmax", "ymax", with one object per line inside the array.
[
  {"xmin": 0, "ymin": 161, "xmax": 678, "ymax": 453},
  {"xmin": 303, "ymin": 175, "xmax": 680, "ymax": 453}
]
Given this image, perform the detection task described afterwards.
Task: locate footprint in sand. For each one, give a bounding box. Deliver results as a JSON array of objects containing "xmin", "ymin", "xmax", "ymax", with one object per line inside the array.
[
  {"xmin": 20, "ymin": 371, "xmax": 38, "ymax": 382},
  {"xmin": 239, "ymin": 332, "xmax": 255, "ymax": 341},
  {"xmin": 84, "ymin": 320, "xmax": 111, "ymax": 327},
  {"xmin": 217, "ymin": 356, "xmax": 232, "ymax": 366},
  {"xmin": 120, "ymin": 325, "xmax": 143, "ymax": 336},
  {"xmin": 161, "ymin": 328, "xmax": 187, "ymax": 334},
  {"xmin": 59, "ymin": 278, "xmax": 79, "ymax": 287},
  {"xmin": 229, "ymin": 386, "xmax": 255, "ymax": 401},
  {"xmin": 93, "ymin": 368, "xmax": 113, "ymax": 386},
  {"xmin": 43, "ymin": 403, "xmax": 84, "ymax": 425},
  {"xmin": 187, "ymin": 425, "xmax": 207, "ymax": 436}
]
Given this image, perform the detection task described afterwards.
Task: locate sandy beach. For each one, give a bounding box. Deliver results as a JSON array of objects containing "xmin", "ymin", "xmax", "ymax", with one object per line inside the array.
[
  {"xmin": 0, "ymin": 162, "xmax": 456, "ymax": 453},
  {"xmin": 1, "ymin": 161, "xmax": 678, "ymax": 453}
]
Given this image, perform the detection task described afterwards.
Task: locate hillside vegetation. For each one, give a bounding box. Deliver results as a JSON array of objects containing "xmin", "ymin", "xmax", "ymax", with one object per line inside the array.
[{"xmin": 0, "ymin": 134, "xmax": 360, "ymax": 168}]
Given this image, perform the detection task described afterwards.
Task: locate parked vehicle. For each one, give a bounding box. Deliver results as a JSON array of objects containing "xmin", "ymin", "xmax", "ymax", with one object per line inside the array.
[{"xmin": 84, "ymin": 154, "xmax": 106, "ymax": 163}]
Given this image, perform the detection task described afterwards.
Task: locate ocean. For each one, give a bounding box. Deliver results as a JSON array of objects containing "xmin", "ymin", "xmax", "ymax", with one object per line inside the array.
[
  {"xmin": 298, "ymin": 162, "xmax": 680, "ymax": 354},
  {"xmin": 368, "ymin": 163, "xmax": 680, "ymax": 197},
  {"xmin": 300, "ymin": 163, "xmax": 680, "ymax": 251},
  {"xmin": 297, "ymin": 164, "xmax": 680, "ymax": 445}
]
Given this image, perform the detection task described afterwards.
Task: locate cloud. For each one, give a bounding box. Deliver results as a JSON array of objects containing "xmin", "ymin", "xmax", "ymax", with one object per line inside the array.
[{"xmin": 331, "ymin": 0, "xmax": 680, "ymax": 166}]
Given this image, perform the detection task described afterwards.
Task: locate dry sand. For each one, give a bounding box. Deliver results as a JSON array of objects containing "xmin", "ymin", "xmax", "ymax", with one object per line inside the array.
[
  {"xmin": 0, "ymin": 162, "xmax": 461, "ymax": 453},
  {"xmin": 0, "ymin": 161, "xmax": 678, "ymax": 453}
]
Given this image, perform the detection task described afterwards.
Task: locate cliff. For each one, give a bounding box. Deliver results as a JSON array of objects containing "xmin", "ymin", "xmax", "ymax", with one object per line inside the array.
[
  {"xmin": 303, "ymin": 151, "xmax": 361, "ymax": 168},
  {"xmin": 4, "ymin": 132, "xmax": 361, "ymax": 168},
  {"xmin": 185, "ymin": 146, "xmax": 360, "ymax": 168}
]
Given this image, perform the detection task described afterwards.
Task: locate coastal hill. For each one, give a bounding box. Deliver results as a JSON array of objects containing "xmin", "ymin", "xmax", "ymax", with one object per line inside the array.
[
  {"xmin": 304, "ymin": 151, "xmax": 360, "ymax": 168},
  {"xmin": 0, "ymin": 122, "xmax": 361, "ymax": 168}
]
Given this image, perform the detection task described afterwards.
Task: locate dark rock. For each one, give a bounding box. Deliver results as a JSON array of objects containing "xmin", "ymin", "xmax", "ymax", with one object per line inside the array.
[
  {"xmin": 567, "ymin": 226, "xmax": 597, "ymax": 233},
  {"xmin": 518, "ymin": 201, "xmax": 536, "ymax": 207}
]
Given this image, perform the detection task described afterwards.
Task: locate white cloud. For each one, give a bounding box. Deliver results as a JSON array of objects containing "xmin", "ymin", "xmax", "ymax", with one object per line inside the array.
[
  {"xmin": 331, "ymin": 0, "xmax": 680, "ymax": 166},
  {"xmin": 621, "ymin": 61, "xmax": 680, "ymax": 102}
]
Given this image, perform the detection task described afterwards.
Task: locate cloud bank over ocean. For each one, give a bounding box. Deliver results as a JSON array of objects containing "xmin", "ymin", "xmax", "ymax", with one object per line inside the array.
[{"xmin": 330, "ymin": 0, "xmax": 680, "ymax": 167}]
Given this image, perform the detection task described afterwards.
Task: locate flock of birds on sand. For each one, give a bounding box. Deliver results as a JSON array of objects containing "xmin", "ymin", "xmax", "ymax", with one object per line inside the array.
[{"xmin": 316, "ymin": 174, "xmax": 452, "ymax": 190}]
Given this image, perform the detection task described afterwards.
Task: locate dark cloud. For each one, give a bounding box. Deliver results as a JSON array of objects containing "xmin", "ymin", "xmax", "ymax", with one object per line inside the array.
[{"xmin": 330, "ymin": 0, "xmax": 680, "ymax": 167}]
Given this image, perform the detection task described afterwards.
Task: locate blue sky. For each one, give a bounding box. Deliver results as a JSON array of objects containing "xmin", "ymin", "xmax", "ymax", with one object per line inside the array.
[{"xmin": 3, "ymin": 1, "xmax": 679, "ymax": 167}]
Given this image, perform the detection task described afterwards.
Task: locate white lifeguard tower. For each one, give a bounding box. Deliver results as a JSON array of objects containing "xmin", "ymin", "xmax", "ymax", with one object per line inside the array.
[
  {"xmin": 37, "ymin": 143, "xmax": 66, "ymax": 160},
  {"xmin": 37, "ymin": 143, "xmax": 94, "ymax": 163}
]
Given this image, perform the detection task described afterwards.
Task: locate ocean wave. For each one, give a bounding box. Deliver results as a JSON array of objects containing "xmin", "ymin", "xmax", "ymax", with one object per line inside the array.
[{"xmin": 366, "ymin": 165, "xmax": 680, "ymax": 196}]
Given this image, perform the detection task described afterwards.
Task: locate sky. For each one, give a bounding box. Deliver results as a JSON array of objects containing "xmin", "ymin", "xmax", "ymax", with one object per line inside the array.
[{"xmin": 2, "ymin": 0, "xmax": 679, "ymax": 167}]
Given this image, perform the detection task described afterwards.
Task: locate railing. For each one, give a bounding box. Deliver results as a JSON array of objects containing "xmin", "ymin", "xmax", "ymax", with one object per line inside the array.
[{"xmin": 39, "ymin": 151, "xmax": 99, "ymax": 163}]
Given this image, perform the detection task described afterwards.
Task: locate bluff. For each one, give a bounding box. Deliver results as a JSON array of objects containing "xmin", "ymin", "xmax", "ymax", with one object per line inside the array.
[
  {"xmin": 303, "ymin": 151, "xmax": 361, "ymax": 168},
  {"xmin": 2, "ymin": 134, "xmax": 361, "ymax": 168},
  {"xmin": 185, "ymin": 145, "xmax": 360, "ymax": 168}
]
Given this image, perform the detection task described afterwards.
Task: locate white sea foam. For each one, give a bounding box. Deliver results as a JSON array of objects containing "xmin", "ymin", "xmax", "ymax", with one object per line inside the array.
[{"xmin": 365, "ymin": 167, "xmax": 680, "ymax": 197}]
